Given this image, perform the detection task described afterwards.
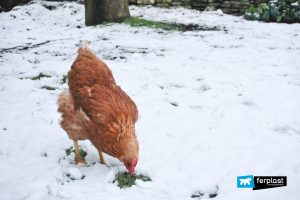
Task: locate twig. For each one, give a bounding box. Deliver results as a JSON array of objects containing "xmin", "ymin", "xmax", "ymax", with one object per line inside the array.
[{"xmin": 0, "ymin": 40, "xmax": 51, "ymax": 53}]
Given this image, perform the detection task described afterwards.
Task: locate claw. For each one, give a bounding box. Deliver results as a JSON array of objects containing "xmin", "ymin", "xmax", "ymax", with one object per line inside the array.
[{"xmin": 75, "ymin": 157, "xmax": 86, "ymax": 165}]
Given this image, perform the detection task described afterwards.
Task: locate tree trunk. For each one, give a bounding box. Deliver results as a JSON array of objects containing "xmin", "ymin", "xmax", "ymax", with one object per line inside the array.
[
  {"xmin": 85, "ymin": 0, "xmax": 130, "ymax": 26},
  {"xmin": 0, "ymin": 0, "xmax": 27, "ymax": 11}
]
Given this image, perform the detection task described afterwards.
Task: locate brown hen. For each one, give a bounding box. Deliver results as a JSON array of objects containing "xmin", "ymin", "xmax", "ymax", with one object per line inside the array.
[{"xmin": 58, "ymin": 46, "xmax": 139, "ymax": 174}]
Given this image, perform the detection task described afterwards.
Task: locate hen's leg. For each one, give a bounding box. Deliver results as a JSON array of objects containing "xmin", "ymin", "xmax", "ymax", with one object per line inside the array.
[
  {"xmin": 73, "ymin": 140, "xmax": 86, "ymax": 165},
  {"xmin": 99, "ymin": 151, "xmax": 106, "ymax": 165}
]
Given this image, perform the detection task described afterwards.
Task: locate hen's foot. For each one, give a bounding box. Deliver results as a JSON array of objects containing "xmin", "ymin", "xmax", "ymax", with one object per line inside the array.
[{"xmin": 75, "ymin": 156, "xmax": 86, "ymax": 165}]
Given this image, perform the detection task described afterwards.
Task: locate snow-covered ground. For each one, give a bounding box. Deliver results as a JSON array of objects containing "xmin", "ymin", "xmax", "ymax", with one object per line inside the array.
[{"xmin": 1, "ymin": 1, "xmax": 300, "ymax": 199}]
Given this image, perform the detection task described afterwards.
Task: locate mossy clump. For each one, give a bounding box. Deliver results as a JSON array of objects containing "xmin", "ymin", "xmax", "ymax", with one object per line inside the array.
[
  {"xmin": 61, "ymin": 75, "xmax": 67, "ymax": 84},
  {"xmin": 113, "ymin": 172, "xmax": 151, "ymax": 188},
  {"xmin": 41, "ymin": 86, "xmax": 56, "ymax": 90},
  {"xmin": 123, "ymin": 17, "xmax": 222, "ymax": 32},
  {"xmin": 29, "ymin": 73, "xmax": 52, "ymax": 80},
  {"xmin": 65, "ymin": 146, "xmax": 74, "ymax": 156},
  {"xmin": 65, "ymin": 146, "xmax": 87, "ymax": 158},
  {"xmin": 124, "ymin": 16, "xmax": 184, "ymax": 31}
]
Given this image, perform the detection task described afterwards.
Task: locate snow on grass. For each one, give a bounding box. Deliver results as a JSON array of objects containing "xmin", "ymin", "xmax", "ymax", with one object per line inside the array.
[{"xmin": 0, "ymin": 1, "xmax": 300, "ymax": 200}]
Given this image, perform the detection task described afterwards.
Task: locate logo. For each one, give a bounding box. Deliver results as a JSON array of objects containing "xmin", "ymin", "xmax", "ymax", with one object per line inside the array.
[
  {"xmin": 237, "ymin": 175, "xmax": 287, "ymax": 190},
  {"xmin": 253, "ymin": 176, "xmax": 287, "ymax": 190},
  {"xmin": 237, "ymin": 175, "xmax": 254, "ymax": 188}
]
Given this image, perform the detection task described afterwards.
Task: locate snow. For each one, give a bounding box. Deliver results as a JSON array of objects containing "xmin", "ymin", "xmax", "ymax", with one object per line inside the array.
[
  {"xmin": 66, "ymin": 167, "xmax": 83, "ymax": 180},
  {"xmin": 1, "ymin": 1, "xmax": 300, "ymax": 199}
]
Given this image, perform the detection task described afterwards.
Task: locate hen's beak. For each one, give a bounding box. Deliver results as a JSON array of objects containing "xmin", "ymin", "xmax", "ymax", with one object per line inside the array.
[
  {"xmin": 129, "ymin": 167, "xmax": 135, "ymax": 175},
  {"xmin": 125, "ymin": 164, "xmax": 134, "ymax": 174},
  {"xmin": 126, "ymin": 158, "xmax": 137, "ymax": 175}
]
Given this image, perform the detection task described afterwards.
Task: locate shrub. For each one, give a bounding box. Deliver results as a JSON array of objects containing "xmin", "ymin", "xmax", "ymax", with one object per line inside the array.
[{"xmin": 245, "ymin": 0, "xmax": 300, "ymax": 23}]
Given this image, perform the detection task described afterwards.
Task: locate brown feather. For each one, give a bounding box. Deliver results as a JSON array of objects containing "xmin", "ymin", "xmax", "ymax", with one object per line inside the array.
[{"xmin": 68, "ymin": 46, "xmax": 116, "ymax": 110}]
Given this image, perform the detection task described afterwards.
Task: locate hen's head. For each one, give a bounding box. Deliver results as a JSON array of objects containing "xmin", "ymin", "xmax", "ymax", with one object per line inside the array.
[
  {"xmin": 124, "ymin": 158, "xmax": 138, "ymax": 174},
  {"xmin": 118, "ymin": 136, "xmax": 139, "ymax": 174}
]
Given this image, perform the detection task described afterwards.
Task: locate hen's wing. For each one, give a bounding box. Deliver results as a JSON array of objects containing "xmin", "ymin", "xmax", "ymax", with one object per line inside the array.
[{"xmin": 76, "ymin": 85, "xmax": 138, "ymax": 127}]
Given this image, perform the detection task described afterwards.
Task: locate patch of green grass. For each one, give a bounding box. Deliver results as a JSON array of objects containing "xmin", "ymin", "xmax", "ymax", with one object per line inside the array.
[
  {"xmin": 65, "ymin": 147, "xmax": 73, "ymax": 156},
  {"xmin": 124, "ymin": 16, "xmax": 184, "ymax": 31},
  {"xmin": 123, "ymin": 17, "xmax": 223, "ymax": 32},
  {"xmin": 29, "ymin": 73, "xmax": 52, "ymax": 80},
  {"xmin": 61, "ymin": 75, "xmax": 67, "ymax": 84},
  {"xmin": 41, "ymin": 86, "xmax": 56, "ymax": 90},
  {"xmin": 113, "ymin": 172, "xmax": 151, "ymax": 188},
  {"xmin": 65, "ymin": 146, "xmax": 87, "ymax": 158},
  {"xmin": 79, "ymin": 149, "xmax": 87, "ymax": 158}
]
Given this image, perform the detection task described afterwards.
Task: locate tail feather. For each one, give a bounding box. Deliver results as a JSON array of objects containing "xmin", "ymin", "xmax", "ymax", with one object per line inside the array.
[{"xmin": 58, "ymin": 90, "xmax": 89, "ymax": 140}]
